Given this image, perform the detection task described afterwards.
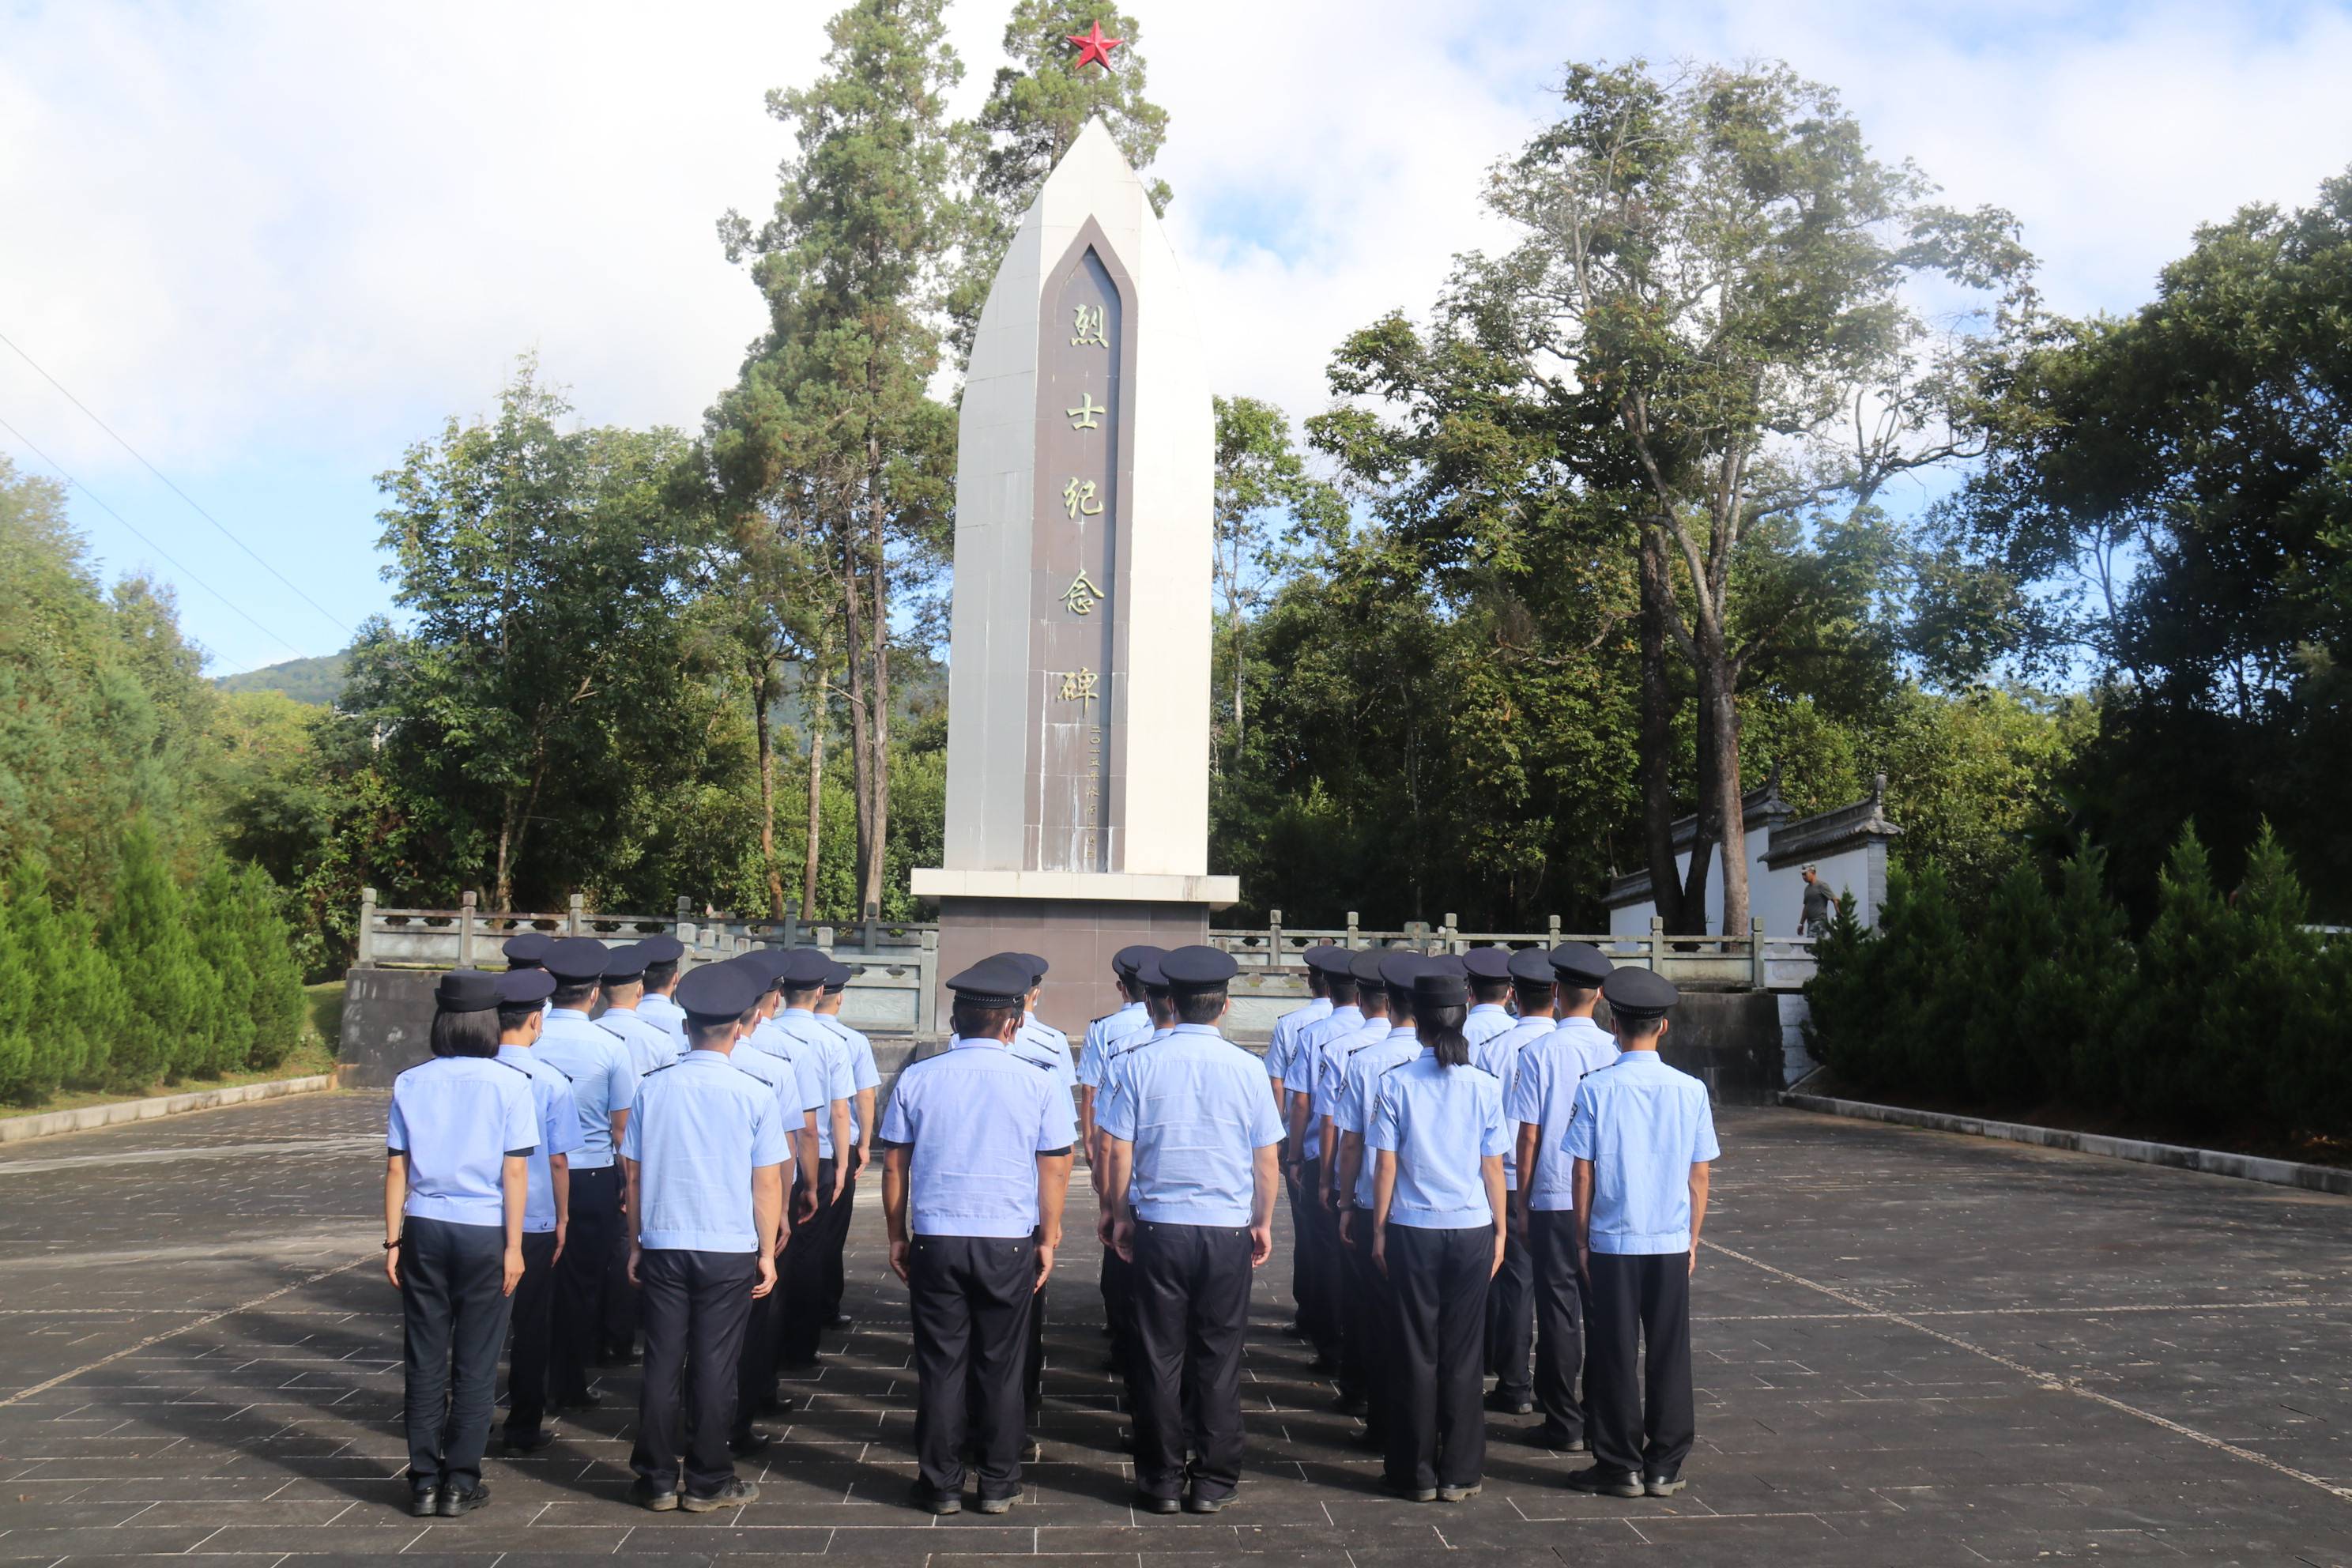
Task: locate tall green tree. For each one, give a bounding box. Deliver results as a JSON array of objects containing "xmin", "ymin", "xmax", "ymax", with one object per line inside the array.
[
  {"xmin": 100, "ymin": 820, "xmax": 215, "ymax": 1087},
  {"xmin": 350, "ymin": 360, "xmax": 706, "ymax": 910},
  {"xmin": 1452, "ymin": 59, "xmax": 2033, "ymax": 933},
  {"xmin": 710, "ymin": 0, "xmax": 963, "ymax": 920},
  {"xmin": 1211, "ymin": 396, "xmax": 1344, "ymax": 764},
  {"xmin": 952, "ymin": 0, "xmax": 1171, "ymax": 356}
]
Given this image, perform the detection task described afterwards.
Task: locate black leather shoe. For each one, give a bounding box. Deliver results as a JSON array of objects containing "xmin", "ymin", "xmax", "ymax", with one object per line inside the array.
[
  {"xmin": 1379, "ymin": 1477, "xmax": 1437, "ymax": 1503},
  {"xmin": 1566, "ymin": 1466, "xmax": 1644, "ymax": 1498},
  {"xmin": 597, "ymin": 1343, "xmax": 638, "ymax": 1366},
  {"xmin": 1643, "ymin": 1472, "xmax": 1686, "ymax": 1496},
  {"xmin": 1483, "ymin": 1389, "xmax": 1534, "ymax": 1415},
  {"xmin": 500, "ymin": 1428, "xmax": 553, "ymax": 1453},
  {"xmin": 757, "ymin": 1393, "xmax": 794, "ymax": 1416},
  {"xmin": 827, "ymin": 1313, "xmax": 855, "ymax": 1330},
  {"xmin": 1308, "ymin": 1351, "xmax": 1340, "ymax": 1373},
  {"xmin": 1438, "ymin": 1482, "xmax": 1483, "ymax": 1502},
  {"xmin": 408, "ymin": 1486, "xmax": 441, "ymax": 1518},
  {"xmin": 437, "ymin": 1483, "xmax": 490, "ymax": 1517},
  {"xmin": 729, "ymin": 1428, "xmax": 775, "ymax": 1457},
  {"xmin": 1136, "ymin": 1491, "xmax": 1181, "ymax": 1514},
  {"xmin": 552, "ymin": 1389, "xmax": 603, "ymax": 1411},
  {"xmin": 974, "ymin": 1491, "xmax": 1016, "ymax": 1515},
  {"xmin": 681, "ymin": 1476, "xmax": 759, "ymax": 1512},
  {"xmin": 1331, "ymin": 1392, "xmax": 1368, "ymax": 1416},
  {"xmin": 1117, "ymin": 1427, "xmax": 1135, "ymax": 1453},
  {"xmin": 629, "ymin": 1478, "xmax": 680, "ymax": 1512},
  {"xmin": 1525, "ymin": 1427, "xmax": 1588, "ymax": 1453},
  {"xmin": 1184, "ymin": 1491, "xmax": 1236, "ymax": 1513}
]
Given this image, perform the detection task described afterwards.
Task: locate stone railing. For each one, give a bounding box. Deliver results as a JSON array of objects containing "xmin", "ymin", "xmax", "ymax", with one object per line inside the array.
[
  {"xmin": 1208, "ymin": 910, "xmax": 1815, "ymax": 993},
  {"xmin": 353, "ymin": 891, "xmax": 939, "ymax": 1035}
]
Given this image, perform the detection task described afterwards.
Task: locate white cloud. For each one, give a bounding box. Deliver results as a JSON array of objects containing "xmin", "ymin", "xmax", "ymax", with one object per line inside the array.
[{"xmin": 2, "ymin": 0, "xmax": 2348, "ymax": 671}]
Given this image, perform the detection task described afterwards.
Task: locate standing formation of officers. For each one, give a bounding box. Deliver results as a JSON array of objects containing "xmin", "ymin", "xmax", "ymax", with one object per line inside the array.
[{"xmin": 383, "ymin": 930, "xmax": 1717, "ymax": 1518}]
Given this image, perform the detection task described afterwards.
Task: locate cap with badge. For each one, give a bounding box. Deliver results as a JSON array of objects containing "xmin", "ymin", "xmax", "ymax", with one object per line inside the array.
[
  {"xmin": 497, "ymin": 969, "xmax": 556, "ymax": 1006},
  {"xmin": 1549, "ymin": 941, "xmax": 1614, "ymax": 988},
  {"xmin": 1600, "ymin": 965, "xmax": 1678, "ymax": 1023},
  {"xmin": 946, "ymin": 953, "xmax": 1035, "ymax": 1009},
  {"xmin": 501, "ymin": 931, "xmax": 552, "ymax": 968},
  {"xmin": 1506, "ymin": 947, "xmax": 1557, "ymax": 985},
  {"xmin": 677, "ymin": 956, "xmax": 767, "ymax": 1023},
  {"xmin": 435, "ymin": 971, "xmax": 502, "ymax": 1012},
  {"xmin": 1412, "ymin": 966, "xmax": 1469, "ymax": 1010},
  {"xmin": 1461, "ymin": 947, "xmax": 1512, "ymax": 982},
  {"xmin": 1301, "ymin": 945, "xmax": 1353, "ymax": 978},
  {"xmin": 1160, "ymin": 945, "xmax": 1238, "ymax": 991},
  {"xmin": 1113, "ymin": 944, "xmax": 1164, "ymax": 983},
  {"xmin": 601, "ymin": 943, "xmax": 648, "ymax": 985},
  {"xmin": 543, "ymin": 937, "xmax": 609, "ymax": 984}
]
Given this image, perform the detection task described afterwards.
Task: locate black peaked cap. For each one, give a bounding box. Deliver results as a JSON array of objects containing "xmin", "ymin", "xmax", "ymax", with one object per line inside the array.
[
  {"xmin": 1161, "ymin": 945, "xmax": 1238, "ymax": 989},
  {"xmin": 1506, "ymin": 947, "xmax": 1557, "ymax": 984},
  {"xmin": 638, "ymin": 933, "xmax": 685, "ymax": 963},
  {"xmin": 775, "ymin": 948, "xmax": 832, "ymax": 989},
  {"xmin": 1462, "ymin": 947, "xmax": 1512, "ymax": 981},
  {"xmin": 948, "ymin": 953, "xmax": 1033, "ymax": 1009},
  {"xmin": 544, "ymin": 937, "xmax": 609, "ymax": 983},
  {"xmin": 496, "ymin": 969, "xmax": 556, "ymax": 1005},
  {"xmin": 435, "ymin": 970, "xmax": 501, "ymax": 1013},
  {"xmin": 821, "ymin": 959, "xmax": 854, "ymax": 993},
  {"xmin": 601, "ymin": 943, "xmax": 647, "ymax": 983},
  {"xmin": 1413, "ymin": 968, "xmax": 1469, "ymax": 1010},
  {"xmin": 1600, "ymin": 966, "xmax": 1678, "ymax": 1022},
  {"xmin": 1549, "ymin": 942, "xmax": 1614, "ymax": 987},
  {"xmin": 1377, "ymin": 951, "xmax": 1426, "ymax": 989},
  {"xmin": 1348, "ymin": 948, "xmax": 1389, "ymax": 987},
  {"xmin": 678, "ymin": 958, "xmax": 764, "ymax": 1021},
  {"xmin": 501, "ymin": 931, "xmax": 552, "ymax": 965},
  {"xmin": 1113, "ymin": 944, "xmax": 1164, "ymax": 982},
  {"xmin": 1302, "ymin": 944, "xmax": 1353, "ymax": 978}
]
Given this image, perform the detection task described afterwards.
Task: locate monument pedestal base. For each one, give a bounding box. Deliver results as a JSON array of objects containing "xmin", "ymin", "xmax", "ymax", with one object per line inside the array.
[{"xmin": 914, "ymin": 870, "xmax": 1241, "ymax": 1031}]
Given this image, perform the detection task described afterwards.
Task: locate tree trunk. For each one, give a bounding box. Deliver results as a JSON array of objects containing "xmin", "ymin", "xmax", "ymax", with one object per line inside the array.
[
  {"xmin": 492, "ymin": 806, "xmax": 516, "ymax": 914},
  {"xmin": 1676, "ymin": 664, "xmax": 1720, "ymax": 935},
  {"xmin": 803, "ymin": 680, "xmax": 826, "ymax": 917},
  {"xmin": 1698, "ymin": 623, "xmax": 1749, "ymax": 936},
  {"xmin": 1229, "ymin": 601, "xmax": 1246, "ymax": 759},
  {"xmin": 839, "ymin": 542, "xmax": 876, "ymax": 913},
  {"xmin": 1636, "ymin": 528, "xmax": 1685, "ymax": 932},
  {"xmin": 755, "ymin": 659, "xmax": 783, "ymax": 918},
  {"xmin": 862, "ymin": 432, "xmax": 891, "ymax": 920}
]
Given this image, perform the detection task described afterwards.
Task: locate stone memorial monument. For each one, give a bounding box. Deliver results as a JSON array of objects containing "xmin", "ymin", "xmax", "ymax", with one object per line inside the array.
[{"xmin": 912, "ymin": 112, "xmax": 1238, "ymax": 1024}]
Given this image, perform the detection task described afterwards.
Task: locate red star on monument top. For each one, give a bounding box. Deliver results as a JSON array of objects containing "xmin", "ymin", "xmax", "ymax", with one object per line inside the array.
[{"xmin": 1065, "ymin": 19, "xmax": 1123, "ymax": 72}]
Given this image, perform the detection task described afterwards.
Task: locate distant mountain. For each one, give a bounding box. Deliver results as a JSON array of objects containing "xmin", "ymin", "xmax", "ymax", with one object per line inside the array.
[{"xmin": 215, "ymin": 650, "xmax": 349, "ymax": 706}]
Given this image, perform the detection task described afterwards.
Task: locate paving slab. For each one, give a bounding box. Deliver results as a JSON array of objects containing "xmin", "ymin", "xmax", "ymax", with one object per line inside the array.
[{"xmin": 3, "ymin": 1095, "xmax": 2351, "ymax": 1564}]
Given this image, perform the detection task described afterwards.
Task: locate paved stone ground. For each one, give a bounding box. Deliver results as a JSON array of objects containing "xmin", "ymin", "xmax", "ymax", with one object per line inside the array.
[{"xmin": 3, "ymin": 1091, "xmax": 2351, "ymax": 1566}]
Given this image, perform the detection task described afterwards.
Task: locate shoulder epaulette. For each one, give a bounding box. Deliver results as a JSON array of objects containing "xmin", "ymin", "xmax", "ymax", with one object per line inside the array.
[
  {"xmin": 643, "ymin": 1061, "xmax": 677, "ymax": 1077},
  {"xmin": 1379, "ymin": 1058, "xmax": 1412, "ymax": 1075},
  {"xmin": 497, "ymin": 1057, "xmax": 531, "ymax": 1077}
]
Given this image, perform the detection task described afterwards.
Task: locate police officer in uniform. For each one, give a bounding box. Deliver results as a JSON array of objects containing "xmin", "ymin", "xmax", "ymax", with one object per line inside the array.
[
  {"xmin": 880, "ymin": 954, "xmax": 1077, "ymax": 1515},
  {"xmin": 594, "ymin": 944, "xmax": 670, "ymax": 1365},
  {"xmin": 387, "ymin": 971, "xmax": 539, "ymax": 1518},
  {"xmin": 488, "ymin": 969, "xmax": 581, "ymax": 1455},
  {"xmin": 814, "ymin": 958, "xmax": 880, "ymax": 1331},
  {"xmin": 1091, "ymin": 948, "xmax": 1176, "ymax": 1426},
  {"xmin": 1366, "ymin": 964, "xmax": 1510, "ymax": 1502},
  {"xmin": 621, "ymin": 956, "xmax": 792, "ymax": 1513},
  {"xmin": 1330, "ymin": 951, "xmax": 1426, "ymax": 1448},
  {"xmin": 1098, "ymin": 946, "xmax": 1284, "ymax": 1515},
  {"xmin": 725, "ymin": 958, "xmax": 825, "ymax": 1438},
  {"xmin": 764, "ymin": 948, "xmax": 858, "ymax": 1366},
  {"xmin": 1461, "ymin": 948, "xmax": 1517, "ymax": 1051},
  {"xmin": 1076, "ymin": 947, "xmax": 1155, "ymax": 1157},
  {"xmin": 1002, "ymin": 953, "xmax": 1076, "ymax": 1433},
  {"xmin": 1473, "ymin": 948, "xmax": 1557, "ymax": 1419},
  {"xmin": 532, "ymin": 937, "xmax": 639, "ymax": 1410},
  {"xmin": 1265, "ymin": 947, "xmax": 1336, "ymax": 1342},
  {"xmin": 1506, "ymin": 942, "xmax": 1619, "ymax": 1450},
  {"xmin": 1282, "ymin": 947, "xmax": 1357, "ymax": 1370},
  {"xmin": 1310, "ymin": 948, "xmax": 1391, "ymax": 1416},
  {"xmin": 634, "ymin": 934, "xmax": 691, "ymax": 1057},
  {"xmin": 1010, "ymin": 954, "xmax": 1077, "ymax": 1084},
  {"xmin": 1565, "ymin": 967, "xmax": 1718, "ymax": 1499}
]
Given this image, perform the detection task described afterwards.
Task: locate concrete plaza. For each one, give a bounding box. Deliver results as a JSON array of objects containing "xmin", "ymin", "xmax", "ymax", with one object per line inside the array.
[{"xmin": 2, "ymin": 1092, "xmax": 2350, "ymax": 1565}]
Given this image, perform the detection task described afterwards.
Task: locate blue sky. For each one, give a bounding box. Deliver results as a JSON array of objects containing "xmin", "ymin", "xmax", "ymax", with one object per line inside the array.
[{"xmin": 5, "ymin": 0, "xmax": 2351, "ymax": 674}]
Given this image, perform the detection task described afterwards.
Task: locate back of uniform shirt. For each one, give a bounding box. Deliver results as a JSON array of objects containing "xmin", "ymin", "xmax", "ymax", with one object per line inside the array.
[
  {"xmin": 621, "ymin": 1054, "xmax": 789, "ymax": 1252},
  {"xmin": 387, "ymin": 1057, "xmax": 540, "ymax": 1226},
  {"xmin": 1474, "ymin": 1016, "xmax": 1552, "ymax": 1189},
  {"xmin": 1095, "ymin": 1027, "xmax": 1285, "ymax": 1225},
  {"xmin": 1562, "ymin": 1054, "xmax": 1720, "ymax": 1254},
  {"xmin": 879, "ymin": 1041, "xmax": 1078, "ymax": 1238},
  {"xmin": 534, "ymin": 1012, "xmax": 640, "ymax": 1168}
]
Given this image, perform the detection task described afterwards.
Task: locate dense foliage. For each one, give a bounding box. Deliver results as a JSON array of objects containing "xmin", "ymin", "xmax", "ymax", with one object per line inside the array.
[{"xmin": 1807, "ymin": 824, "xmax": 2352, "ymax": 1140}]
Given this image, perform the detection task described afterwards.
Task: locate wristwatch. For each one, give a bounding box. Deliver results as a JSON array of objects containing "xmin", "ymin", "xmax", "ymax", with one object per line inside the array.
[{"xmin": 383, "ymin": 1237, "xmax": 402, "ymax": 1251}]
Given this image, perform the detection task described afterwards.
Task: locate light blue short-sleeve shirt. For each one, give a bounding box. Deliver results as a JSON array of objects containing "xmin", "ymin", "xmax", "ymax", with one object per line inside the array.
[
  {"xmin": 597, "ymin": 1008, "xmax": 677, "ymax": 1077},
  {"xmin": 495, "ymin": 1046, "xmax": 585, "ymax": 1232},
  {"xmin": 534, "ymin": 1010, "xmax": 640, "ymax": 1170},
  {"xmin": 1012, "ymin": 1016, "xmax": 1078, "ymax": 1090},
  {"xmin": 1265, "ymin": 997, "xmax": 1333, "ymax": 1086},
  {"xmin": 1078, "ymin": 1002, "xmax": 1152, "ymax": 1090},
  {"xmin": 1336, "ymin": 1026, "xmax": 1424, "ymax": 1206},
  {"xmin": 1310, "ymin": 1014, "xmax": 1389, "ymax": 1129},
  {"xmin": 878, "ymin": 1038, "xmax": 1078, "ymax": 1238},
  {"xmin": 387, "ymin": 1056, "xmax": 541, "ymax": 1227},
  {"xmin": 1562, "ymin": 1050, "xmax": 1721, "ymax": 1253},
  {"xmin": 1283, "ymin": 1006, "xmax": 1362, "ymax": 1160},
  {"xmin": 746, "ymin": 1015, "xmax": 831, "ymax": 1120},
  {"xmin": 1095, "ymin": 1026, "xmax": 1285, "ymax": 1226},
  {"xmin": 620, "ymin": 1050, "xmax": 790, "ymax": 1253},
  {"xmin": 1506, "ymin": 1017, "xmax": 1619, "ymax": 1211},
  {"xmin": 1368, "ymin": 1050, "xmax": 1510, "ymax": 1228},
  {"xmin": 823, "ymin": 1015, "xmax": 884, "ymax": 1145},
  {"xmin": 637, "ymin": 990, "xmax": 690, "ymax": 1057},
  {"xmin": 1474, "ymin": 1016, "xmax": 1553, "ymax": 1191},
  {"xmin": 1464, "ymin": 1003, "xmax": 1516, "ymax": 1051},
  {"xmin": 775, "ymin": 1010, "xmax": 859, "ymax": 1154}
]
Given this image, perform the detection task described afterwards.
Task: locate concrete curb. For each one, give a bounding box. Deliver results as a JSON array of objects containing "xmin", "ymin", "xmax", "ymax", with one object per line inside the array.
[
  {"xmin": 1781, "ymin": 1091, "xmax": 2352, "ymax": 1197},
  {"xmin": 0, "ymin": 1075, "xmax": 335, "ymax": 1145}
]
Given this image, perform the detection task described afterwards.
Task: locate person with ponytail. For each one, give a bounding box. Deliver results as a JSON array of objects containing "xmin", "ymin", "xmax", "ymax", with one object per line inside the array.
[{"xmin": 1365, "ymin": 964, "xmax": 1510, "ymax": 1503}]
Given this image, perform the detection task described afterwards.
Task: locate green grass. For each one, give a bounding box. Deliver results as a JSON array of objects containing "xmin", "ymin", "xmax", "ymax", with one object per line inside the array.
[{"xmin": 0, "ymin": 982, "xmax": 347, "ymax": 1121}]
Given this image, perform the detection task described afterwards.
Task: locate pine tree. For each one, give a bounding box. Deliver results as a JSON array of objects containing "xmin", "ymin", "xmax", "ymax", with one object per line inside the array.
[
  {"xmin": 1959, "ymin": 861, "xmax": 2060, "ymax": 1106},
  {"xmin": 2033, "ymin": 839, "xmax": 2131, "ymax": 1106},
  {"xmin": 0, "ymin": 876, "xmax": 32, "ymax": 1102},
  {"xmin": 1873, "ymin": 864, "xmax": 1972, "ymax": 1100},
  {"xmin": 100, "ymin": 820, "xmax": 214, "ymax": 1087},
  {"xmin": 2126, "ymin": 823, "xmax": 2237, "ymax": 1126},
  {"xmin": 2232, "ymin": 822, "xmax": 2328, "ymax": 1133},
  {"xmin": 1802, "ymin": 889, "xmax": 1887, "ymax": 1087},
  {"xmin": 951, "ymin": 1, "xmax": 1171, "ymax": 356},
  {"xmin": 236, "ymin": 865, "xmax": 306, "ymax": 1071},
  {"xmin": 190, "ymin": 856, "xmax": 257, "ymax": 1077}
]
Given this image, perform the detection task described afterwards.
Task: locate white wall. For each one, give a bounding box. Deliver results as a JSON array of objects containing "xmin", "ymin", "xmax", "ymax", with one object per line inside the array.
[{"xmin": 1608, "ymin": 834, "xmax": 1879, "ymax": 936}]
